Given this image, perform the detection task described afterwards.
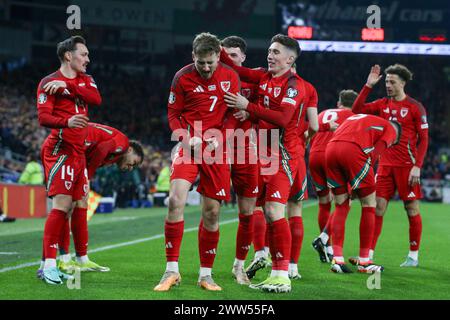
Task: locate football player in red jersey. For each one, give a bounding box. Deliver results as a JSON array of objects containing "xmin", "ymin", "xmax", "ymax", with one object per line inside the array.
[
  {"xmin": 223, "ymin": 34, "xmax": 307, "ymax": 293},
  {"xmin": 221, "ymin": 36, "xmax": 260, "ymax": 285},
  {"xmin": 310, "ymin": 90, "xmax": 357, "ymax": 263},
  {"xmin": 285, "ymin": 71, "xmax": 319, "ymax": 280},
  {"xmin": 326, "ymin": 114, "xmax": 401, "ymax": 273},
  {"xmin": 37, "ymin": 123, "xmax": 143, "ymax": 278},
  {"xmin": 37, "ymin": 36, "xmax": 102, "ymax": 285},
  {"xmin": 154, "ymin": 33, "xmax": 241, "ymax": 292},
  {"xmin": 59, "ymin": 123, "xmax": 143, "ymax": 272},
  {"xmin": 352, "ymin": 64, "xmax": 429, "ymax": 267}
]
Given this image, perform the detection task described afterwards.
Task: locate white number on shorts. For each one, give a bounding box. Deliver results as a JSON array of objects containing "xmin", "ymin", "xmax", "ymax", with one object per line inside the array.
[
  {"xmin": 322, "ymin": 110, "xmax": 339, "ymax": 123},
  {"xmin": 61, "ymin": 165, "xmax": 74, "ymax": 181},
  {"xmin": 347, "ymin": 114, "xmax": 368, "ymax": 121},
  {"xmin": 209, "ymin": 95, "xmax": 218, "ymax": 112}
]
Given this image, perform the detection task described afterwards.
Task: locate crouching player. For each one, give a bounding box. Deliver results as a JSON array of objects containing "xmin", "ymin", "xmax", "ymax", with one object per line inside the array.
[{"xmin": 325, "ymin": 114, "xmax": 400, "ymax": 273}]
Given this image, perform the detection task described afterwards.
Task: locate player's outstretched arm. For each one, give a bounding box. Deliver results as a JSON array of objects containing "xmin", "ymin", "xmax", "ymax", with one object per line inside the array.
[{"xmin": 219, "ymin": 49, "xmax": 265, "ymax": 84}]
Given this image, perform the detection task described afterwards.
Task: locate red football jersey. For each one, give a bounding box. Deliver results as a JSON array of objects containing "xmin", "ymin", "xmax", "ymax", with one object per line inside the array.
[
  {"xmin": 84, "ymin": 123, "xmax": 129, "ymax": 179},
  {"xmin": 237, "ymin": 80, "xmax": 259, "ymax": 131},
  {"xmin": 37, "ymin": 70, "xmax": 101, "ymax": 156},
  {"xmin": 167, "ymin": 62, "xmax": 240, "ymax": 138},
  {"xmin": 330, "ymin": 114, "xmax": 398, "ymax": 154},
  {"xmin": 219, "ymin": 49, "xmax": 308, "ymax": 160},
  {"xmin": 310, "ymin": 108, "xmax": 354, "ymax": 153},
  {"xmin": 297, "ymin": 80, "xmax": 318, "ymax": 156},
  {"xmin": 353, "ymin": 85, "xmax": 429, "ymax": 167}
]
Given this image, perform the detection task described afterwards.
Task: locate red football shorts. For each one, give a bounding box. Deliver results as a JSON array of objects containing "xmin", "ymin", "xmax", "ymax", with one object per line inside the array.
[
  {"xmin": 41, "ymin": 145, "xmax": 88, "ymax": 201},
  {"xmin": 326, "ymin": 141, "xmax": 374, "ymax": 192},
  {"xmin": 231, "ymin": 163, "xmax": 259, "ymax": 198},
  {"xmin": 376, "ymin": 165, "xmax": 422, "ymax": 201},
  {"xmin": 171, "ymin": 145, "xmax": 231, "ymax": 201},
  {"xmin": 257, "ymin": 157, "xmax": 298, "ymax": 206},
  {"xmin": 309, "ymin": 151, "xmax": 328, "ymax": 194},
  {"xmin": 288, "ymin": 156, "xmax": 308, "ymax": 202}
]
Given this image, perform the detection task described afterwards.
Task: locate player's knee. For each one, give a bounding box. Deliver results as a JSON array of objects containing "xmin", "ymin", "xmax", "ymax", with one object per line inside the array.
[
  {"xmin": 404, "ymin": 201, "xmax": 420, "ymax": 216},
  {"xmin": 168, "ymin": 193, "xmax": 185, "ymax": 212}
]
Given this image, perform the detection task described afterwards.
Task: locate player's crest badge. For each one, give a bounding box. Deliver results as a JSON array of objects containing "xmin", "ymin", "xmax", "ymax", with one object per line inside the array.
[
  {"xmin": 274, "ymin": 87, "xmax": 281, "ymax": 97},
  {"xmin": 241, "ymin": 88, "xmax": 251, "ymax": 98},
  {"xmin": 38, "ymin": 93, "xmax": 47, "ymax": 104},
  {"xmin": 65, "ymin": 181, "xmax": 72, "ymax": 190},
  {"xmin": 400, "ymin": 108, "xmax": 408, "ymax": 117},
  {"xmin": 220, "ymin": 81, "xmax": 231, "ymax": 92}
]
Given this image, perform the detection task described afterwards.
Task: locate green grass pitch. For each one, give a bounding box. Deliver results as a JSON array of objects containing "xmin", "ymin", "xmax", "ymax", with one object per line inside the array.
[{"xmin": 1, "ymin": 200, "xmax": 449, "ymax": 300}]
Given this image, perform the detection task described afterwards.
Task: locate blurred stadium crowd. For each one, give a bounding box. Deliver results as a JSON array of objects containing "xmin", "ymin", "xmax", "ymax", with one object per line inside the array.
[{"xmin": 1, "ymin": 49, "xmax": 449, "ymax": 205}]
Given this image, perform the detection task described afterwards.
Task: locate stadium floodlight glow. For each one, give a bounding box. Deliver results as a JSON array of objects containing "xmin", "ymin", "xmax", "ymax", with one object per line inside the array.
[
  {"xmin": 361, "ymin": 28, "xmax": 384, "ymax": 41},
  {"xmin": 297, "ymin": 40, "xmax": 450, "ymax": 56},
  {"xmin": 288, "ymin": 26, "xmax": 313, "ymax": 40}
]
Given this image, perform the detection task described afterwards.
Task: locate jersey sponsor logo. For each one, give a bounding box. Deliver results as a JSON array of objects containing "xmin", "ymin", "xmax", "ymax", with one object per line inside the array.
[
  {"xmin": 252, "ymin": 186, "xmax": 259, "ymax": 194},
  {"xmin": 65, "ymin": 181, "xmax": 72, "ymax": 190},
  {"xmin": 286, "ymin": 87, "xmax": 298, "ymax": 98},
  {"xmin": 168, "ymin": 91, "xmax": 176, "ymax": 104},
  {"xmin": 383, "ymin": 107, "xmax": 390, "ymax": 113},
  {"xmin": 193, "ymin": 85, "xmax": 205, "ymax": 93},
  {"xmin": 115, "ymin": 147, "xmax": 123, "ymax": 153},
  {"xmin": 268, "ymin": 87, "xmax": 273, "ymax": 93},
  {"xmin": 78, "ymin": 83, "xmax": 86, "ymax": 87},
  {"xmin": 282, "ymin": 97, "xmax": 296, "ymax": 105},
  {"xmin": 392, "ymin": 109, "xmax": 397, "ymax": 115},
  {"xmin": 241, "ymin": 88, "xmax": 251, "ymax": 98},
  {"xmin": 208, "ymin": 85, "xmax": 216, "ymax": 91},
  {"xmin": 260, "ymin": 83, "xmax": 267, "ymax": 91},
  {"xmin": 220, "ymin": 81, "xmax": 231, "ymax": 92},
  {"xmin": 38, "ymin": 93, "xmax": 47, "ymax": 104},
  {"xmin": 400, "ymin": 108, "xmax": 408, "ymax": 117},
  {"xmin": 407, "ymin": 191, "xmax": 416, "ymax": 198},
  {"xmin": 274, "ymin": 87, "xmax": 281, "ymax": 97}
]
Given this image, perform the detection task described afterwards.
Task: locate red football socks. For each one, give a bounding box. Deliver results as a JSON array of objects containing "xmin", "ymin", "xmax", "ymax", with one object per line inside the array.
[
  {"xmin": 370, "ymin": 215, "xmax": 384, "ymax": 251},
  {"xmin": 165, "ymin": 220, "xmax": 184, "ymax": 262},
  {"xmin": 331, "ymin": 200, "xmax": 350, "ymax": 258},
  {"xmin": 408, "ymin": 214, "xmax": 422, "ymax": 251},
  {"xmin": 318, "ymin": 202, "xmax": 331, "ymax": 232},
  {"xmin": 236, "ymin": 214, "xmax": 254, "ymax": 260},
  {"xmin": 59, "ymin": 217, "xmax": 71, "ymax": 255},
  {"xmin": 268, "ymin": 219, "xmax": 291, "ymax": 271},
  {"xmin": 199, "ymin": 226, "xmax": 220, "ymax": 268},
  {"xmin": 289, "ymin": 216, "xmax": 303, "ymax": 264},
  {"xmin": 252, "ymin": 209, "xmax": 266, "ymax": 251},
  {"xmin": 360, "ymin": 207, "xmax": 375, "ymax": 259},
  {"xmin": 71, "ymin": 207, "xmax": 88, "ymax": 257},
  {"xmin": 43, "ymin": 209, "xmax": 67, "ymax": 259}
]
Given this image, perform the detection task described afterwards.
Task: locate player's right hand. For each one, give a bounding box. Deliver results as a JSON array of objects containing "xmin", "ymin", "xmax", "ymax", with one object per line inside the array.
[
  {"xmin": 68, "ymin": 114, "xmax": 89, "ymax": 128},
  {"xmin": 233, "ymin": 111, "xmax": 249, "ymax": 122},
  {"xmin": 189, "ymin": 136, "xmax": 203, "ymax": 152},
  {"xmin": 366, "ymin": 64, "xmax": 383, "ymax": 88}
]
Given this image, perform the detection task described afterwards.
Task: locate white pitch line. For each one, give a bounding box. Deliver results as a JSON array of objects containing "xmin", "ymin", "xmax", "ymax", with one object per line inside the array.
[
  {"xmin": 0, "ymin": 252, "xmax": 19, "ymax": 255},
  {"xmin": 0, "ymin": 201, "xmax": 317, "ymax": 273}
]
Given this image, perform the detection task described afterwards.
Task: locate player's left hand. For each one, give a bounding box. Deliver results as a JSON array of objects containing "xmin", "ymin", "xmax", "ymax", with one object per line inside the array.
[
  {"xmin": 408, "ymin": 166, "xmax": 421, "ymax": 186},
  {"xmin": 43, "ymin": 80, "xmax": 67, "ymax": 95},
  {"xmin": 204, "ymin": 137, "xmax": 219, "ymax": 151},
  {"xmin": 224, "ymin": 92, "xmax": 249, "ymax": 110}
]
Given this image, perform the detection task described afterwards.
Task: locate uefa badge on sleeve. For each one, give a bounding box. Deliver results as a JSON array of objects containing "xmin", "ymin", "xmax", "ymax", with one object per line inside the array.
[
  {"xmin": 168, "ymin": 92, "xmax": 176, "ymax": 104},
  {"xmin": 38, "ymin": 93, "xmax": 47, "ymax": 104}
]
